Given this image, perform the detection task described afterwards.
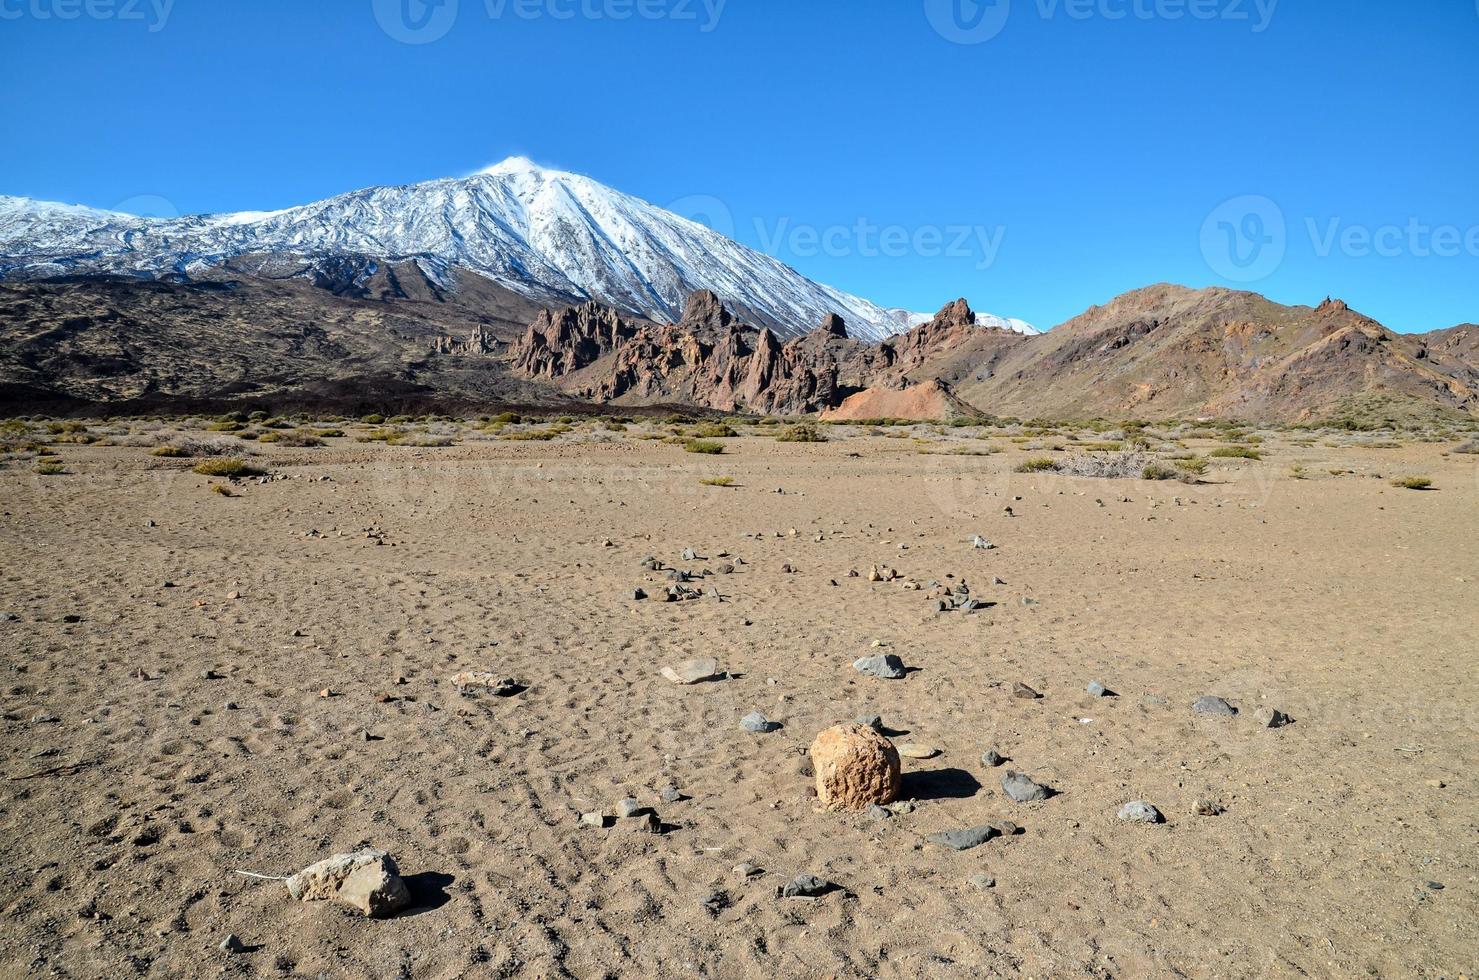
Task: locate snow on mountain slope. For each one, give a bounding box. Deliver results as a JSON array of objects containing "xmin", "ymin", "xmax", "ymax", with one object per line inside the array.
[{"xmin": 0, "ymin": 157, "xmax": 1037, "ymax": 341}]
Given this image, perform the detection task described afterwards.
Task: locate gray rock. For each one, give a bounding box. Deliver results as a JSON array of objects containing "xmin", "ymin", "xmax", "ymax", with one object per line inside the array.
[
  {"xmin": 969, "ymin": 873, "xmax": 996, "ymax": 890},
  {"xmin": 866, "ymin": 804, "xmax": 892, "ymax": 820},
  {"xmin": 741, "ymin": 711, "xmax": 778, "ymax": 733},
  {"xmin": 981, "ymin": 749, "xmax": 1005, "ymax": 768},
  {"xmin": 927, "ymin": 825, "xmax": 1000, "ymax": 851},
  {"xmin": 219, "ymin": 934, "xmax": 245, "ymax": 954},
  {"xmin": 660, "ymin": 785, "xmax": 683, "ymax": 803},
  {"xmin": 579, "ymin": 811, "xmax": 605, "ymax": 828},
  {"xmin": 661, "ymin": 658, "xmax": 720, "ymax": 685},
  {"xmin": 631, "ymin": 588, "xmax": 647, "ymax": 601},
  {"xmin": 1086, "ymin": 680, "xmax": 1111, "ymax": 697},
  {"xmin": 856, "ymin": 714, "xmax": 883, "ymax": 732},
  {"xmin": 1193, "ymin": 695, "xmax": 1238, "ymax": 717},
  {"xmin": 971, "ymin": 535, "xmax": 995, "ymax": 550},
  {"xmin": 853, "ymin": 654, "xmax": 906, "ymax": 680},
  {"xmin": 285, "ymin": 849, "xmax": 410, "ymax": 918},
  {"xmin": 782, "ymin": 874, "xmax": 832, "ymax": 898},
  {"xmin": 1002, "ymin": 770, "xmax": 1051, "ymax": 803},
  {"xmin": 1117, "ymin": 801, "xmax": 1163, "ymax": 824},
  {"xmin": 1011, "ymin": 682, "xmax": 1042, "ymax": 700},
  {"xmin": 1253, "ymin": 706, "xmax": 1291, "ymax": 728},
  {"xmin": 682, "ymin": 547, "xmax": 698, "ymax": 561},
  {"xmin": 616, "ymin": 798, "xmax": 642, "ymax": 818},
  {"xmin": 613, "ymin": 811, "xmax": 661, "ymax": 836}
]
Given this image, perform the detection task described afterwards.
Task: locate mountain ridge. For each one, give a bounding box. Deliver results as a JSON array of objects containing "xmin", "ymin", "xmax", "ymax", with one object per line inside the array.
[{"xmin": 0, "ymin": 158, "xmax": 1037, "ymax": 343}]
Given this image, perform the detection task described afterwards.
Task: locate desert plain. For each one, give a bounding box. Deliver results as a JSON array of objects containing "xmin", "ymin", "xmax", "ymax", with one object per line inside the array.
[{"xmin": 0, "ymin": 415, "xmax": 1475, "ymax": 979}]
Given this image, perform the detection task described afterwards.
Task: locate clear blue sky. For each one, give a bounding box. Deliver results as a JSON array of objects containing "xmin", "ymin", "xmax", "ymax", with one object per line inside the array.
[{"xmin": 2, "ymin": 0, "xmax": 1476, "ymax": 331}]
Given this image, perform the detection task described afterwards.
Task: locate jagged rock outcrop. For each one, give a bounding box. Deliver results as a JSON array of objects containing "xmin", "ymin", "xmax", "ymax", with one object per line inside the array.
[
  {"xmin": 430, "ymin": 325, "xmax": 498, "ymax": 356},
  {"xmin": 510, "ymin": 301, "xmax": 638, "ymax": 380},
  {"xmin": 506, "ymin": 291, "xmax": 1008, "ymax": 418}
]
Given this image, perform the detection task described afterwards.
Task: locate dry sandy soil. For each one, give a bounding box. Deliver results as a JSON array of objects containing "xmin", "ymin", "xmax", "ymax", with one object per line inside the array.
[{"xmin": 1, "ymin": 424, "xmax": 1475, "ymax": 978}]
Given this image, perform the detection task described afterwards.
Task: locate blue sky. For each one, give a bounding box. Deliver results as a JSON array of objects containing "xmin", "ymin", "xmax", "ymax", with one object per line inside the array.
[{"xmin": 2, "ymin": 0, "xmax": 1476, "ymax": 331}]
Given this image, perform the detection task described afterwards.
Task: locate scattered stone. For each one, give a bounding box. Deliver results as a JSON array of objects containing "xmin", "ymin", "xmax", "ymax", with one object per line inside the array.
[
  {"xmin": 741, "ymin": 711, "xmax": 778, "ymax": 733},
  {"xmin": 971, "ymin": 535, "xmax": 995, "ymax": 550},
  {"xmin": 660, "ymin": 785, "xmax": 684, "ymax": 803},
  {"xmin": 641, "ymin": 557, "xmax": 660, "ymax": 571},
  {"xmin": 701, "ymin": 890, "xmax": 730, "ymax": 916},
  {"xmin": 1193, "ymin": 798, "xmax": 1225, "ymax": 816},
  {"xmin": 613, "ymin": 811, "xmax": 661, "ymax": 836},
  {"xmin": 897, "ymin": 744, "xmax": 939, "ymax": 760},
  {"xmin": 201, "ymin": 669, "xmax": 221, "ymax": 681},
  {"xmin": 1253, "ymin": 706, "xmax": 1291, "ymax": 728},
  {"xmin": 1011, "ymin": 682, "xmax": 1042, "ymax": 700},
  {"xmin": 631, "ymin": 588, "xmax": 647, "ymax": 601},
  {"xmin": 1117, "ymin": 801, "xmax": 1163, "ymax": 824},
  {"xmin": 809, "ymin": 723, "xmax": 902, "ymax": 812},
  {"xmin": 782, "ymin": 874, "xmax": 832, "ymax": 898},
  {"xmin": 718, "ymin": 563, "xmax": 735, "ymax": 574},
  {"xmin": 451, "ymin": 673, "xmax": 521, "ymax": 697},
  {"xmin": 29, "ymin": 713, "xmax": 60, "ymax": 724},
  {"xmin": 661, "ymin": 658, "xmax": 720, "ymax": 685},
  {"xmin": 928, "ymin": 825, "xmax": 1000, "ymax": 851},
  {"xmin": 969, "ymin": 873, "xmax": 996, "ymax": 890},
  {"xmin": 853, "ymin": 654, "xmax": 906, "ymax": 680},
  {"xmin": 856, "ymin": 714, "xmax": 883, "ymax": 732},
  {"xmin": 733, "ymin": 862, "xmax": 762, "ymax": 878},
  {"xmin": 682, "ymin": 547, "xmax": 697, "ymax": 561},
  {"xmin": 981, "ymin": 749, "xmax": 1005, "ymax": 768},
  {"xmin": 616, "ymin": 798, "xmax": 642, "ymax": 818},
  {"xmin": 886, "ymin": 800, "xmax": 916, "ymax": 815},
  {"xmin": 219, "ymin": 934, "xmax": 245, "ymax": 954},
  {"xmin": 1002, "ymin": 770, "xmax": 1052, "ymax": 803},
  {"xmin": 1193, "ymin": 695, "xmax": 1237, "ymax": 717},
  {"xmin": 579, "ymin": 811, "xmax": 605, "ymax": 828},
  {"xmin": 1425, "ymin": 880, "xmax": 1444, "ymax": 891},
  {"xmin": 866, "ymin": 803, "xmax": 892, "ymax": 820},
  {"xmin": 1086, "ymin": 680, "xmax": 1113, "ymax": 697},
  {"xmin": 285, "ymin": 849, "xmax": 410, "ymax": 918}
]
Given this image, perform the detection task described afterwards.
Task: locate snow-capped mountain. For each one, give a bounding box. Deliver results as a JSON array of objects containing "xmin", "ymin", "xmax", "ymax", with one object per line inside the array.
[{"xmin": 0, "ymin": 157, "xmax": 1037, "ymax": 341}]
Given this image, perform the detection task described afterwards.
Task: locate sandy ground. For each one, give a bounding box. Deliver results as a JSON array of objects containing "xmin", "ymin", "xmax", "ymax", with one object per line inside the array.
[{"xmin": 1, "ymin": 427, "xmax": 1476, "ymax": 978}]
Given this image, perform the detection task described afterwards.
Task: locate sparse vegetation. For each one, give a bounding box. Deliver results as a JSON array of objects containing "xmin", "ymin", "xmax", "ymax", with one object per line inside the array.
[
  {"xmin": 1015, "ymin": 456, "xmax": 1059, "ymax": 473},
  {"xmin": 1141, "ymin": 462, "xmax": 1179, "ymax": 481},
  {"xmin": 699, "ymin": 476, "xmax": 735, "ymax": 487},
  {"xmin": 150, "ymin": 446, "xmax": 188, "ymax": 458},
  {"xmin": 1209, "ymin": 446, "xmax": 1262, "ymax": 460},
  {"xmin": 258, "ymin": 430, "xmax": 326, "ymax": 447},
  {"xmin": 1392, "ymin": 476, "xmax": 1433, "ymax": 490},
  {"xmin": 691, "ymin": 422, "xmax": 738, "ymax": 439},
  {"xmin": 684, "ymin": 439, "xmax": 725, "ymax": 455},
  {"xmin": 34, "ymin": 462, "xmax": 67, "ymax": 476},
  {"xmin": 211, "ymin": 483, "xmax": 235, "ymax": 496}
]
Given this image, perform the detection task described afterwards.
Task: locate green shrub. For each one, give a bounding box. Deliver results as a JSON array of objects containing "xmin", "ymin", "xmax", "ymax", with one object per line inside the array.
[
  {"xmin": 684, "ymin": 439, "xmax": 725, "ymax": 455},
  {"xmin": 1392, "ymin": 476, "xmax": 1433, "ymax": 490},
  {"xmin": 1015, "ymin": 457, "xmax": 1058, "ymax": 473},
  {"xmin": 1141, "ymin": 462, "xmax": 1179, "ymax": 481},
  {"xmin": 776, "ymin": 423, "xmax": 827, "ymax": 443},
  {"xmin": 150, "ymin": 446, "xmax": 188, "ymax": 458},
  {"xmin": 699, "ymin": 476, "xmax": 735, "ymax": 487},
  {"xmin": 34, "ymin": 462, "xmax": 67, "ymax": 476},
  {"xmin": 1209, "ymin": 447, "xmax": 1262, "ymax": 460},
  {"xmin": 193, "ymin": 458, "xmax": 262, "ymax": 478},
  {"xmin": 691, "ymin": 422, "xmax": 738, "ymax": 439}
]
